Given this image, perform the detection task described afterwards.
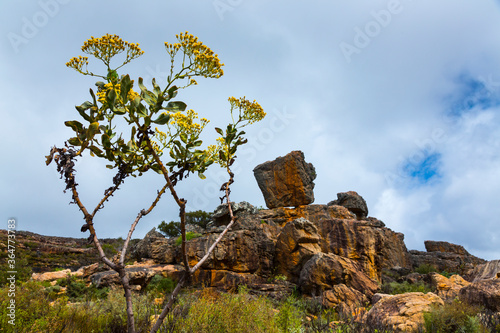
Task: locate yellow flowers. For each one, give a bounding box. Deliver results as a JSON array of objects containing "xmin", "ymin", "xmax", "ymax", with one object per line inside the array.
[
  {"xmin": 228, "ymin": 96, "xmax": 266, "ymax": 126},
  {"xmin": 96, "ymin": 82, "xmax": 139, "ymax": 105},
  {"xmin": 165, "ymin": 31, "xmax": 224, "ymax": 79},
  {"xmin": 66, "ymin": 34, "xmax": 144, "ymax": 75},
  {"xmin": 81, "ymin": 34, "xmax": 144, "ymax": 66},
  {"xmin": 170, "ymin": 109, "xmax": 209, "ymax": 136}
]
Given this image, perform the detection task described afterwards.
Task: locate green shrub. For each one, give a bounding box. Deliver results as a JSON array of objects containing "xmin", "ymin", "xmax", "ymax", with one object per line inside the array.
[
  {"xmin": 175, "ymin": 231, "xmax": 202, "ymax": 246},
  {"xmin": 173, "ymin": 287, "xmax": 281, "ymax": 332},
  {"xmin": 275, "ymin": 296, "xmax": 304, "ymax": 333},
  {"xmin": 380, "ymin": 281, "xmax": 432, "ymax": 295},
  {"xmin": 415, "ymin": 263, "xmax": 438, "ymax": 274},
  {"xmin": 424, "ymin": 299, "xmax": 488, "ymax": 333},
  {"xmin": 57, "ymin": 275, "xmax": 108, "ymax": 302},
  {"xmin": 146, "ymin": 275, "xmax": 176, "ymax": 296}
]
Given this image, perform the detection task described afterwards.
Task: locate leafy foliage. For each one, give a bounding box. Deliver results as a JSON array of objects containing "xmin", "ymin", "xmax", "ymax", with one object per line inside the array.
[
  {"xmin": 158, "ymin": 210, "xmax": 212, "ymax": 237},
  {"xmin": 424, "ymin": 299, "xmax": 489, "ymax": 333}
]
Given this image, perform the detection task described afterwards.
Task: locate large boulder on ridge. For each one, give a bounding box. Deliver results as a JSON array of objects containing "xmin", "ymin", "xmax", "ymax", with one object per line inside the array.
[{"xmin": 253, "ymin": 151, "xmax": 316, "ymax": 209}]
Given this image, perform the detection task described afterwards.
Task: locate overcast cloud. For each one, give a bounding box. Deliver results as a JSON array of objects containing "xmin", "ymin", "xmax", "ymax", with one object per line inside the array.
[{"xmin": 2, "ymin": 0, "xmax": 500, "ymax": 260}]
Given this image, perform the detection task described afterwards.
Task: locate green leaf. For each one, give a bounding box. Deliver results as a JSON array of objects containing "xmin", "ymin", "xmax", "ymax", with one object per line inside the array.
[
  {"xmin": 95, "ymin": 81, "xmax": 105, "ymax": 89},
  {"xmin": 215, "ymin": 127, "xmax": 223, "ymax": 135},
  {"xmin": 152, "ymin": 78, "xmax": 161, "ymax": 97},
  {"xmin": 198, "ymin": 172, "xmax": 206, "ymax": 180},
  {"xmin": 89, "ymin": 145, "xmax": 103, "ymax": 156},
  {"xmin": 192, "ymin": 140, "xmax": 202, "ymax": 147},
  {"xmin": 167, "ymin": 85, "xmax": 178, "ymax": 100},
  {"xmin": 89, "ymin": 88, "xmax": 97, "ymax": 105},
  {"xmin": 102, "ymin": 134, "xmax": 111, "ymax": 149},
  {"xmin": 106, "ymin": 164, "xmax": 114, "ymax": 169},
  {"xmin": 76, "ymin": 101, "xmax": 93, "ymax": 112},
  {"xmin": 113, "ymin": 107, "xmax": 127, "ymax": 115},
  {"xmin": 106, "ymin": 88, "xmax": 117, "ymax": 109},
  {"xmin": 165, "ymin": 101, "xmax": 187, "ymax": 112},
  {"xmin": 137, "ymin": 103, "xmax": 148, "ymax": 117},
  {"xmin": 87, "ymin": 122, "xmax": 100, "ymax": 139},
  {"xmin": 68, "ymin": 137, "xmax": 81, "ymax": 146},
  {"xmin": 142, "ymin": 90, "xmax": 157, "ymax": 107},
  {"xmin": 219, "ymin": 150, "xmax": 226, "ymax": 161},
  {"xmin": 138, "ymin": 77, "xmax": 147, "ymax": 94},
  {"xmin": 180, "ymin": 132, "xmax": 188, "ymax": 144},
  {"xmin": 120, "ymin": 74, "xmax": 132, "ymax": 102},
  {"xmin": 152, "ymin": 113, "xmax": 170, "ymax": 125},
  {"xmin": 65, "ymin": 120, "xmax": 84, "ymax": 132}
]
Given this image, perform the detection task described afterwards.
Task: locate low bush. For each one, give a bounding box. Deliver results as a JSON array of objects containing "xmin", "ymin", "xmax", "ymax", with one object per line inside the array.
[
  {"xmin": 380, "ymin": 281, "xmax": 432, "ymax": 295},
  {"xmin": 424, "ymin": 299, "xmax": 489, "ymax": 333},
  {"xmin": 175, "ymin": 231, "xmax": 202, "ymax": 246}
]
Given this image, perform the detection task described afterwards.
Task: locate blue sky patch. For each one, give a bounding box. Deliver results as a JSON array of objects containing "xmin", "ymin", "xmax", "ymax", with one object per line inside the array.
[
  {"xmin": 447, "ymin": 73, "xmax": 500, "ymax": 117},
  {"xmin": 402, "ymin": 152, "xmax": 442, "ymax": 184}
]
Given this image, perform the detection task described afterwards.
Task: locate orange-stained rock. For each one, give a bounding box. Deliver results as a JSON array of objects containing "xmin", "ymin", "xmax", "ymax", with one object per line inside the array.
[
  {"xmin": 429, "ymin": 273, "xmax": 470, "ymax": 302},
  {"xmin": 318, "ymin": 218, "xmax": 412, "ymax": 282},
  {"xmin": 299, "ymin": 253, "xmax": 379, "ymax": 297},
  {"xmin": 253, "ymin": 150, "xmax": 316, "ymax": 209},
  {"xmin": 364, "ymin": 292, "xmax": 444, "ymax": 332},
  {"xmin": 32, "ymin": 269, "xmax": 72, "ymax": 281},
  {"xmin": 275, "ymin": 218, "xmax": 322, "ymax": 282},
  {"xmin": 322, "ymin": 284, "xmax": 369, "ymax": 316}
]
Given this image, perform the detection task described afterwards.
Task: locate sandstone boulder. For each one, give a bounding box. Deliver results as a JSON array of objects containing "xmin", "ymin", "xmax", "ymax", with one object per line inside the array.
[
  {"xmin": 318, "ymin": 218, "xmax": 412, "ymax": 282},
  {"xmin": 322, "ymin": 284, "xmax": 369, "ymax": 316},
  {"xmin": 131, "ymin": 228, "xmax": 165, "ymax": 261},
  {"xmin": 275, "ymin": 218, "xmax": 322, "ymax": 282},
  {"xmin": 253, "ymin": 150, "xmax": 316, "ymax": 209},
  {"xmin": 429, "ymin": 273, "xmax": 470, "ymax": 302},
  {"xmin": 459, "ymin": 279, "xmax": 500, "ymax": 312},
  {"xmin": 298, "ymin": 253, "xmax": 378, "ymax": 297},
  {"xmin": 32, "ymin": 269, "xmax": 72, "ymax": 282},
  {"xmin": 466, "ymin": 259, "xmax": 500, "ymax": 282},
  {"xmin": 425, "ymin": 240, "xmax": 470, "ymax": 255},
  {"xmin": 364, "ymin": 292, "xmax": 444, "ymax": 332},
  {"xmin": 328, "ymin": 191, "xmax": 368, "ymax": 219},
  {"xmin": 90, "ymin": 267, "xmax": 155, "ymax": 288}
]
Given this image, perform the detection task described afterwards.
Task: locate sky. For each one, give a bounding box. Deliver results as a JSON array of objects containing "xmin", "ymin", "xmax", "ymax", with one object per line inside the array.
[{"xmin": 2, "ymin": 0, "xmax": 500, "ymax": 260}]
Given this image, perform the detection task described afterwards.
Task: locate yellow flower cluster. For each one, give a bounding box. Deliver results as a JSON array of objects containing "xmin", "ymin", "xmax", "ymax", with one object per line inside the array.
[
  {"xmin": 96, "ymin": 82, "xmax": 139, "ymax": 105},
  {"xmin": 81, "ymin": 34, "xmax": 144, "ymax": 66},
  {"xmin": 66, "ymin": 55, "xmax": 89, "ymax": 73},
  {"xmin": 229, "ymin": 96, "xmax": 266, "ymax": 125},
  {"xmin": 165, "ymin": 31, "xmax": 224, "ymax": 79},
  {"xmin": 170, "ymin": 109, "xmax": 209, "ymax": 136}
]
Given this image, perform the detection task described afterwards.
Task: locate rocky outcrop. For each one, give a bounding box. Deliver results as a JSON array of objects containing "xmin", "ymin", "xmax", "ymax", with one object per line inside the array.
[
  {"xmin": 322, "ymin": 284, "xmax": 369, "ymax": 316},
  {"xmin": 410, "ymin": 240, "xmax": 486, "ymax": 275},
  {"xmin": 425, "ymin": 241, "xmax": 470, "ymax": 255},
  {"xmin": 131, "ymin": 228, "xmax": 165, "ymax": 261},
  {"xmin": 298, "ymin": 253, "xmax": 378, "ymax": 297},
  {"xmin": 32, "ymin": 268, "xmax": 83, "ymax": 282},
  {"xmin": 318, "ymin": 218, "xmax": 412, "ymax": 282},
  {"xmin": 275, "ymin": 218, "xmax": 322, "ymax": 282},
  {"xmin": 328, "ymin": 191, "xmax": 368, "ymax": 219},
  {"xmin": 253, "ymin": 151, "xmax": 316, "ymax": 209},
  {"xmin": 90, "ymin": 267, "xmax": 156, "ymax": 288},
  {"xmin": 466, "ymin": 260, "xmax": 500, "ymax": 282},
  {"xmin": 429, "ymin": 273, "xmax": 470, "ymax": 302},
  {"xmin": 364, "ymin": 292, "xmax": 444, "ymax": 332},
  {"xmin": 459, "ymin": 279, "xmax": 500, "ymax": 312}
]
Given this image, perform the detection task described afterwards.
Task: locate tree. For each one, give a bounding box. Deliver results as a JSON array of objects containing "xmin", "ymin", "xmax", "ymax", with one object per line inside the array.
[
  {"xmin": 46, "ymin": 33, "xmax": 265, "ymax": 333},
  {"xmin": 158, "ymin": 210, "xmax": 212, "ymax": 238}
]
